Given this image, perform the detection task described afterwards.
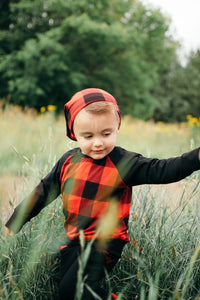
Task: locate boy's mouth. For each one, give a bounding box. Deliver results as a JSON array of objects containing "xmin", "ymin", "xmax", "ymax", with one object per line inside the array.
[{"xmin": 93, "ymin": 150, "xmax": 104, "ymax": 154}]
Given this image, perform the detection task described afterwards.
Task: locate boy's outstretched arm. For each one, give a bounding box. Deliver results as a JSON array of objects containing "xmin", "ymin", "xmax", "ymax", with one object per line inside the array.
[
  {"xmin": 4, "ymin": 152, "xmax": 68, "ymax": 235},
  {"xmin": 5, "ymin": 180, "xmax": 60, "ymax": 234},
  {"xmin": 123, "ymin": 147, "xmax": 200, "ymax": 186}
]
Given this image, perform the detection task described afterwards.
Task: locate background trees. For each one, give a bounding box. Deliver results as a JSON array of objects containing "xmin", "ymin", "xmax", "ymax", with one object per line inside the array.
[{"xmin": 0, "ymin": 0, "xmax": 199, "ymax": 121}]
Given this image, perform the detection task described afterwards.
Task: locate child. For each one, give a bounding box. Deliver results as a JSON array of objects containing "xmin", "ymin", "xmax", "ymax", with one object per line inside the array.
[{"xmin": 6, "ymin": 88, "xmax": 200, "ymax": 299}]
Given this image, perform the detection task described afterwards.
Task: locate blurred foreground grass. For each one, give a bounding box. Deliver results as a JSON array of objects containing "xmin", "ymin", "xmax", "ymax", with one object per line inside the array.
[{"xmin": 0, "ymin": 106, "xmax": 200, "ymax": 299}]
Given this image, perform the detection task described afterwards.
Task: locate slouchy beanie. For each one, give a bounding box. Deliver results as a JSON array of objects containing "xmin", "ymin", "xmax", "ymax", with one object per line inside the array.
[{"xmin": 64, "ymin": 88, "xmax": 121, "ymax": 141}]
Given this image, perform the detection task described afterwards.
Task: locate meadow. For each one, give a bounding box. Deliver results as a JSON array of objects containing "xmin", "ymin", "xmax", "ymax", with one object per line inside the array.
[{"xmin": 0, "ymin": 105, "xmax": 200, "ymax": 300}]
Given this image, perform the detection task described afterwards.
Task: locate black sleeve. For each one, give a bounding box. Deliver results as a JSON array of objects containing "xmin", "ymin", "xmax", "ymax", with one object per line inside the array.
[
  {"xmin": 5, "ymin": 151, "xmax": 71, "ymax": 233},
  {"xmin": 124, "ymin": 148, "xmax": 200, "ymax": 186}
]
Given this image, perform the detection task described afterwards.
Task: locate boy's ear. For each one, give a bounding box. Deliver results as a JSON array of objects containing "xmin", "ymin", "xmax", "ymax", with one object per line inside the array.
[{"xmin": 118, "ymin": 122, "xmax": 121, "ymax": 130}]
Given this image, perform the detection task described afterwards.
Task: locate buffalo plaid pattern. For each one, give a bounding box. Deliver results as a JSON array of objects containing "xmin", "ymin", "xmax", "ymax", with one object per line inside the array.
[
  {"xmin": 60, "ymin": 153, "xmax": 132, "ymax": 243},
  {"xmin": 64, "ymin": 88, "xmax": 121, "ymax": 140}
]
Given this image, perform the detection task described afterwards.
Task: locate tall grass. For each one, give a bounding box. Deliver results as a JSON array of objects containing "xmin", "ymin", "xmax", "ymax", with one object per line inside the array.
[
  {"xmin": 0, "ymin": 199, "xmax": 63, "ymax": 299},
  {"xmin": 111, "ymin": 182, "xmax": 200, "ymax": 299},
  {"xmin": 0, "ymin": 106, "xmax": 200, "ymax": 299},
  {"xmin": 1, "ymin": 180, "xmax": 200, "ymax": 299}
]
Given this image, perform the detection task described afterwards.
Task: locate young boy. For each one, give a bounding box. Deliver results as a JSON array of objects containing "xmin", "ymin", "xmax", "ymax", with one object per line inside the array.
[{"xmin": 6, "ymin": 88, "xmax": 200, "ymax": 299}]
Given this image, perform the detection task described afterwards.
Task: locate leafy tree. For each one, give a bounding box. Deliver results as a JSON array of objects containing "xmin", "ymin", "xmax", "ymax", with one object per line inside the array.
[
  {"xmin": 181, "ymin": 50, "xmax": 200, "ymax": 117},
  {"xmin": 0, "ymin": 0, "xmax": 179, "ymax": 119},
  {"xmin": 152, "ymin": 63, "xmax": 189, "ymax": 122},
  {"xmin": 153, "ymin": 50, "xmax": 200, "ymax": 122},
  {"xmin": 0, "ymin": 0, "xmax": 11, "ymax": 30}
]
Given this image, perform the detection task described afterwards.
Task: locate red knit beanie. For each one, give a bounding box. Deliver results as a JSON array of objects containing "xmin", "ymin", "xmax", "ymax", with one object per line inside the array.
[{"xmin": 64, "ymin": 88, "xmax": 121, "ymax": 141}]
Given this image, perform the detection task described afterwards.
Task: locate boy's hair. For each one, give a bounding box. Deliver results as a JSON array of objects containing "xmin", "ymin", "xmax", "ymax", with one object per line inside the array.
[
  {"xmin": 84, "ymin": 101, "xmax": 120, "ymax": 124},
  {"xmin": 64, "ymin": 88, "xmax": 121, "ymax": 141}
]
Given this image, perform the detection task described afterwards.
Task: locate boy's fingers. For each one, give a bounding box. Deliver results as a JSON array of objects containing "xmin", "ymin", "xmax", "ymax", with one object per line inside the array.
[{"xmin": 5, "ymin": 227, "xmax": 14, "ymax": 236}]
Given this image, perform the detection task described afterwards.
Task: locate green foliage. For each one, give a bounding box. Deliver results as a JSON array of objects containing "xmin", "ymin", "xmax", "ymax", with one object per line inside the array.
[
  {"xmin": 0, "ymin": 0, "xmax": 182, "ymax": 120},
  {"xmin": 153, "ymin": 51, "xmax": 200, "ymax": 122},
  {"xmin": 0, "ymin": 0, "xmax": 200, "ymax": 120},
  {"xmin": 180, "ymin": 50, "xmax": 200, "ymax": 118}
]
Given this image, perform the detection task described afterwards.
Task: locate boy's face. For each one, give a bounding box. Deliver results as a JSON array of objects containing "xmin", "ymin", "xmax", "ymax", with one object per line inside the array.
[{"xmin": 73, "ymin": 109, "xmax": 119, "ymax": 160}]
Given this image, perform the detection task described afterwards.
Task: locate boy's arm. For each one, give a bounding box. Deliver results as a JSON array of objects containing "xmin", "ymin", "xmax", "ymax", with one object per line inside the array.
[
  {"xmin": 5, "ymin": 179, "xmax": 59, "ymax": 234},
  {"xmin": 125, "ymin": 147, "xmax": 200, "ymax": 186},
  {"xmin": 5, "ymin": 154, "xmax": 67, "ymax": 234}
]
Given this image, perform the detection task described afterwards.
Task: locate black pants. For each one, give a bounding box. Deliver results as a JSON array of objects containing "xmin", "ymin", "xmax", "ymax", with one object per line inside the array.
[{"xmin": 59, "ymin": 244, "xmax": 120, "ymax": 300}]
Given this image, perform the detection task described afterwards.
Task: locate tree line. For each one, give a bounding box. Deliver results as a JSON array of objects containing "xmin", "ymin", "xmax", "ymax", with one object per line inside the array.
[{"xmin": 0, "ymin": 0, "xmax": 200, "ymax": 122}]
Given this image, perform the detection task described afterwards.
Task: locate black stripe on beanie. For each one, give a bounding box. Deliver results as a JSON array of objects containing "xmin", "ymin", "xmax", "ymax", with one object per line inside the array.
[{"xmin": 84, "ymin": 93, "xmax": 105, "ymax": 104}]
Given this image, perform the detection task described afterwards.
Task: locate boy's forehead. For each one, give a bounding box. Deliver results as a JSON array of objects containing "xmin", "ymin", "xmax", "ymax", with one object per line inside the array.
[
  {"xmin": 75, "ymin": 107, "xmax": 117, "ymax": 122},
  {"xmin": 74, "ymin": 109, "xmax": 119, "ymax": 132}
]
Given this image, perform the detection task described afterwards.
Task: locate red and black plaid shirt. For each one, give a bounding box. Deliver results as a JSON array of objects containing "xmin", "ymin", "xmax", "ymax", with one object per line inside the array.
[{"xmin": 60, "ymin": 150, "xmax": 132, "ymax": 243}]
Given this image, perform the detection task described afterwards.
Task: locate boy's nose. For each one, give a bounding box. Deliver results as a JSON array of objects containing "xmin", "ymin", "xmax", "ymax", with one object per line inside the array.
[{"xmin": 93, "ymin": 137, "xmax": 103, "ymax": 147}]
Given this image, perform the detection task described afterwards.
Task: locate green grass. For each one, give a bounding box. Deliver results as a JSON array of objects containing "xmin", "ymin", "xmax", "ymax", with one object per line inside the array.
[
  {"xmin": 0, "ymin": 200, "xmax": 62, "ymax": 299},
  {"xmin": 1, "ymin": 180, "xmax": 200, "ymax": 299},
  {"xmin": 0, "ymin": 106, "xmax": 200, "ymax": 299},
  {"xmin": 111, "ymin": 182, "xmax": 200, "ymax": 299}
]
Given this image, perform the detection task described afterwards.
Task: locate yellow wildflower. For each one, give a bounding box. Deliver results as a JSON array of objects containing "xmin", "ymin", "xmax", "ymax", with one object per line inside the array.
[
  {"xmin": 187, "ymin": 114, "xmax": 199, "ymax": 127},
  {"xmin": 40, "ymin": 106, "xmax": 46, "ymax": 113},
  {"xmin": 47, "ymin": 105, "xmax": 57, "ymax": 111}
]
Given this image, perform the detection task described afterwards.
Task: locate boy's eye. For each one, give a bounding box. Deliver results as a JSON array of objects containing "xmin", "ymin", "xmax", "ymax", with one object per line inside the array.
[
  {"xmin": 104, "ymin": 132, "xmax": 111, "ymax": 136},
  {"xmin": 84, "ymin": 135, "xmax": 93, "ymax": 139}
]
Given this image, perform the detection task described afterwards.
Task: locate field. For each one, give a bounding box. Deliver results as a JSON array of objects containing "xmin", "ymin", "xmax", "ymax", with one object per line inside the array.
[{"xmin": 0, "ymin": 106, "xmax": 200, "ymax": 300}]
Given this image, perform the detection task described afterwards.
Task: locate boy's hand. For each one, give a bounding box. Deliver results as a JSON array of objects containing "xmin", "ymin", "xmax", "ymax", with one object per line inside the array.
[{"xmin": 5, "ymin": 227, "xmax": 14, "ymax": 236}]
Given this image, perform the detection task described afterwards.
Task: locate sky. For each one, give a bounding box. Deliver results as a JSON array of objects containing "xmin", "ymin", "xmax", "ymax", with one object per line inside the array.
[{"xmin": 142, "ymin": 0, "xmax": 200, "ymax": 61}]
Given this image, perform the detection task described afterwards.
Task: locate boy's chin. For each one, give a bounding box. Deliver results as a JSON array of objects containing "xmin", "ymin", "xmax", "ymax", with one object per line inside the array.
[
  {"xmin": 88, "ymin": 150, "xmax": 108, "ymax": 160},
  {"xmin": 81, "ymin": 147, "xmax": 114, "ymax": 159},
  {"xmin": 90, "ymin": 152, "xmax": 106, "ymax": 160}
]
